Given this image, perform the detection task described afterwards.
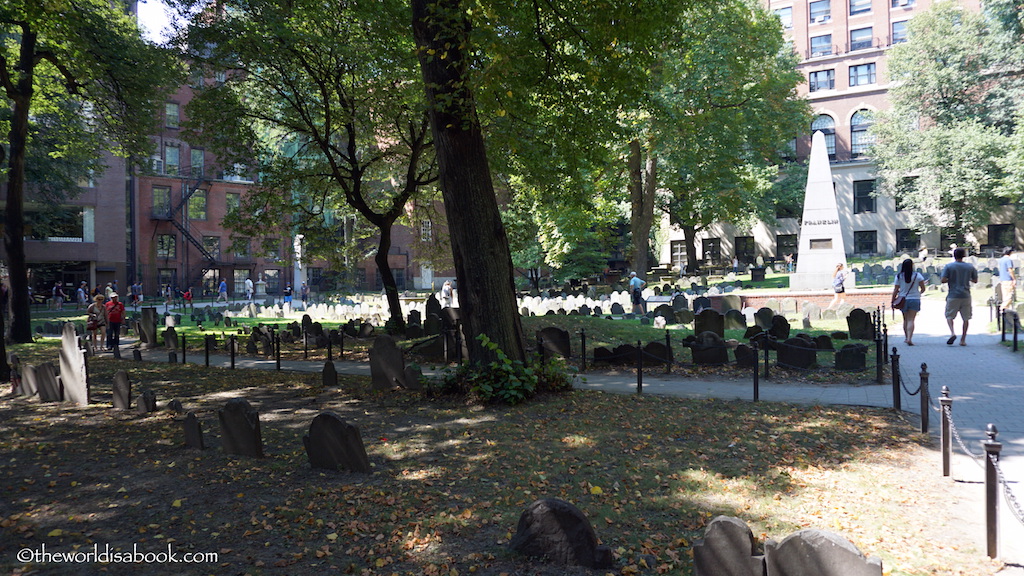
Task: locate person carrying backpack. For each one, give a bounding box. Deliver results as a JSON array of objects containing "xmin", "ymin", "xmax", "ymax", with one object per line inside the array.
[{"xmin": 104, "ymin": 293, "xmax": 126, "ymax": 352}]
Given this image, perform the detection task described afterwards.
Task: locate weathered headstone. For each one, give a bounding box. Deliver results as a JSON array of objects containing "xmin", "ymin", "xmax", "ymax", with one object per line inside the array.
[
  {"xmin": 675, "ymin": 308, "xmax": 695, "ymax": 325},
  {"xmin": 167, "ymin": 399, "xmax": 184, "ymax": 413},
  {"xmin": 835, "ymin": 343, "xmax": 868, "ymax": 371},
  {"xmin": 423, "ymin": 314, "xmax": 442, "ymax": 336},
  {"xmin": 20, "ymin": 363, "xmax": 38, "ymax": 397},
  {"xmin": 691, "ymin": 331, "xmax": 729, "ymax": 365},
  {"xmin": 34, "ymin": 363, "xmax": 63, "ymax": 402},
  {"xmin": 694, "ymin": 309, "xmax": 725, "ymax": 338},
  {"xmin": 163, "ymin": 327, "xmax": 178, "ymax": 350},
  {"xmin": 112, "ymin": 370, "xmax": 132, "ymax": 410},
  {"xmin": 403, "ymin": 365, "xmax": 423, "ymax": 391},
  {"xmin": 132, "ymin": 349, "xmax": 143, "ymax": 361},
  {"xmin": 58, "ymin": 323, "xmax": 89, "ymax": 406},
  {"xmin": 846, "ymin": 308, "xmax": 874, "ymax": 340},
  {"xmin": 183, "ymin": 412, "xmax": 205, "ymax": 450},
  {"xmin": 734, "ymin": 344, "xmax": 758, "ymax": 368},
  {"xmin": 643, "ymin": 341, "xmax": 672, "ymax": 366},
  {"xmin": 136, "ymin": 389, "xmax": 157, "ymax": 414},
  {"xmin": 610, "ymin": 302, "xmax": 625, "ymax": 315},
  {"xmin": 720, "ymin": 294, "xmax": 742, "ymax": 313},
  {"xmin": 218, "ymin": 398, "xmax": 265, "ymax": 458},
  {"xmin": 724, "ymin": 309, "xmax": 746, "ymax": 331},
  {"xmin": 509, "ymin": 498, "xmax": 613, "ymax": 569},
  {"xmin": 537, "ymin": 327, "xmax": 571, "ymax": 359},
  {"xmin": 813, "ymin": 335, "xmax": 834, "ymax": 351},
  {"xmin": 140, "ymin": 307, "xmax": 158, "ymax": 349},
  {"xmin": 777, "ymin": 338, "xmax": 817, "ymax": 369},
  {"xmin": 323, "ymin": 361, "xmax": 338, "ymax": 387},
  {"xmin": 693, "ymin": 296, "xmax": 712, "ymax": 313},
  {"xmin": 764, "ymin": 529, "xmax": 882, "ymax": 576},
  {"xmin": 302, "ymin": 412, "xmax": 372, "ymax": 473},
  {"xmin": 693, "ymin": 516, "xmax": 764, "ymax": 576},
  {"xmin": 369, "ymin": 335, "xmax": 407, "ymax": 390},
  {"xmin": 753, "ymin": 307, "xmax": 775, "ymax": 329},
  {"xmin": 768, "ymin": 315, "xmax": 791, "ymax": 340}
]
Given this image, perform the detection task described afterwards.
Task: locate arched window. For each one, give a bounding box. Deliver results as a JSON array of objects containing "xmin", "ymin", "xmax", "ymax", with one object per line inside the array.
[
  {"xmin": 811, "ymin": 115, "xmax": 836, "ymax": 158},
  {"xmin": 850, "ymin": 109, "xmax": 875, "ymax": 157}
]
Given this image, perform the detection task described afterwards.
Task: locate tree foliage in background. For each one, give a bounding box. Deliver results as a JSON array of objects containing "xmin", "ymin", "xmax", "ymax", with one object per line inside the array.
[
  {"xmin": 873, "ymin": 1, "xmax": 1023, "ymax": 242},
  {"xmin": 180, "ymin": 0, "xmax": 437, "ymax": 332},
  {"xmin": 1, "ymin": 0, "xmax": 180, "ymax": 344}
]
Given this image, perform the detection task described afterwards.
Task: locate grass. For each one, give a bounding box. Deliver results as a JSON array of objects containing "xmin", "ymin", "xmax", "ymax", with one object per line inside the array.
[{"xmin": 0, "ymin": 340, "xmax": 1005, "ymax": 575}]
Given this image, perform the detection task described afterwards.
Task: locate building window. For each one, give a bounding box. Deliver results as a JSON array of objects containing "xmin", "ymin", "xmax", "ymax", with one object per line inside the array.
[
  {"xmin": 777, "ymin": 234, "xmax": 798, "ymax": 259},
  {"xmin": 233, "ymin": 238, "xmax": 251, "ymax": 259},
  {"xmin": 156, "ymin": 234, "xmax": 176, "ymax": 258},
  {"xmin": 892, "ymin": 21, "xmax": 908, "ymax": 44},
  {"xmin": 158, "ymin": 268, "xmax": 177, "ymax": 291},
  {"xmin": 164, "ymin": 144, "xmax": 180, "ymax": 176},
  {"xmin": 188, "ymin": 189, "xmax": 208, "ymax": 220},
  {"xmin": 226, "ymin": 192, "xmax": 240, "ymax": 214},
  {"xmin": 202, "ymin": 236, "xmax": 221, "ymax": 259},
  {"xmin": 774, "ymin": 6, "xmax": 793, "ymax": 29},
  {"xmin": 735, "ymin": 236, "xmax": 755, "ymax": 264},
  {"xmin": 670, "ymin": 240, "xmax": 687, "ymax": 269},
  {"xmin": 988, "ymin": 224, "xmax": 1015, "ymax": 248},
  {"xmin": 810, "ymin": 0, "xmax": 831, "ymax": 23},
  {"xmin": 811, "ymin": 115, "xmax": 836, "ymax": 158},
  {"xmin": 854, "ymin": 180, "xmax": 876, "ymax": 213},
  {"xmin": 703, "ymin": 237, "xmax": 722, "ymax": 265},
  {"xmin": 896, "ymin": 229, "xmax": 920, "ymax": 253},
  {"xmin": 165, "ymin": 103, "xmax": 180, "ymax": 129},
  {"xmin": 940, "ymin": 228, "xmax": 963, "ymax": 252},
  {"xmin": 233, "ymin": 269, "xmax": 250, "ymax": 295},
  {"xmin": 854, "ymin": 231, "xmax": 877, "ymax": 255},
  {"xmin": 850, "ymin": 110, "xmax": 875, "ymax": 157},
  {"xmin": 420, "ymin": 220, "xmax": 432, "ymax": 242},
  {"xmin": 262, "ymin": 238, "xmax": 280, "ymax": 260},
  {"xmin": 850, "ymin": 27, "xmax": 873, "ymax": 51},
  {"xmin": 809, "ymin": 69, "xmax": 835, "ymax": 92},
  {"xmin": 190, "ymin": 149, "xmax": 204, "ymax": 178},
  {"xmin": 892, "ymin": 0, "xmax": 915, "ymax": 7},
  {"xmin": 308, "ymin": 267, "xmax": 324, "ymax": 287},
  {"xmin": 849, "ymin": 0, "xmax": 871, "ymax": 16},
  {"xmin": 810, "ymin": 35, "xmax": 832, "ymax": 57},
  {"xmin": 849, "ymin": 63, "xmax": 876, "ymax": 86},
  {"xmin": 264, "ymin": 269, "xmax": 280, "ymax": 293},
  {"xmin": 152, "ymin": 186, "xmax": 172, "ymax": 219}
]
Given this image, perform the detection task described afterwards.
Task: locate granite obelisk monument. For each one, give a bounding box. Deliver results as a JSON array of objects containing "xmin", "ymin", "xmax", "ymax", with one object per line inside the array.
[{"xmin": 790, "ymin": 131, "xmax": 851, "ymax": 291}]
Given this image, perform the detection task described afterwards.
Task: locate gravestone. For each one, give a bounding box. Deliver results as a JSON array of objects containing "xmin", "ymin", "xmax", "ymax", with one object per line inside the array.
[
  {"xmin": 610, "ymin": 302, "xmax": 625, "ymax": 315},
  {"xmin": 720, "ymin": 294, "xmax": 742, "ymax": 313},
  {"xmin": 112, "ymin": 370, "xmax": 132, "ymax": 410},
  {"xmin": 20, "ymin": 363, "xmax": 38, "ymax": 397},
  {"xmin": 802, "ymin": 302, "xmax": 822, "ymax": 320},
  {"xmin": 404, "ymin": 365, "xmax": 424, "ymax": 391},
  {"xmin": 814, "ymin": 335, "xmax": 835, "ymax": 351},
  {"xmin": 692, "ymin": 296, "xmax": 712, "ymax": 313},
  {"xmin": 652, "ymin": 304, "xmax": 676, "ymax": 324},
  {"xmin": 136, "ymin": 389, "xmax": 157, "ymax": 414},
  {"xmin": 768, "ymin": 315, "xmax": 791, "ymax": 340},
  {"xmin": 140, "ymin": 307, "xmax": 158, "ymax": 349},
  {"xmin": 846, "ymin": 308, "xmax": 874, "ymax": 340},
  {"xmin": 167, "ymin": 399, "xmax": 184, "ymax": 413},
  {"xmin": 780, "ymin": 297, "xmax": 797, "ymax": 316},
  {"xmin": 425, "ymin": 293, "xmax": 442, "ymax": 318},
  {"xmin": 592, "ymin": 347, "xmax": 614, "ymax": 365},
  {"xmin": 763, "ymin": 299, "xmax": 780, "ymax": 313},
  {"xmin": 58, "ymin": 323, "xmax": 89, "ymax": 406},
  {"xmin": 835, "ymin": 343, "xmax": 868, "ymax": 371},
  {"xmin": 408, "ymin": 309, "xmax": 422, "ymax": 327},
  {"xmin": 754, "ymin": 307, "xmax": 775, "ymax": 329},
  {"xmin": 423, "ymin": 314, "xmax": 442, "ymax": 336},
  {"xmin": 302, "ymin": 411, "xmax": 372, "ymax": 473},
  {"xmin": 34, "ymin": 363, "xmax": 63, "ymax": 402},
  {"xmin": 672, "ymin": 294, "xmax": 688, "ymax": 311},
  {"xmin": 724, "ymin": 309, "xmax": 746, "ymax": 331},
  {"xmin": 691, "ymin": 331, "xmax": 729, "ymax": 365},
  {"xmin": 369, "ymin": 335, "xmax": 407, "ymax": 390},
  {"xmin": 132, "ymin": 349, "xmax": 143, "ymax": 361},
  {"xmin": 694, "ymin": 309, "xmax": 725, "ymax": 338},
  {"xmin": 218, "ymin": 398, "xmax": 265, "ymax": 458},
  {"xmin": 183, "ymin": 412, "xmax": 205, "ymax": 450},
  {"xmin": 734, "ymin": 344, "xmax": 758, "ymax": 368},
  {"xmin": 537, "ymin": 327, "xmax": 571, "ymax": 359},
  {"xmin": 777, "ymin": 338, "xmax": 817, "ymax": 369},
  {"xmin": 643, "ymin": 341, "xmax": 672, "ymax": 366},
  {"xmin": 675, "ymin": 308, "xmax": 695, "ymax": 325},
  {"xmin": 163, "ymin": 327, "xmax": 178, "ymax": 350},
  {"xmin": 764, "ymin": 529, "xmax": 882, "ymax": 576},
  {"xmin": 323, "ymin": 361, "xmax": 338, "ymax": 387},
  {"xmin": 358, "ymin": 322, "xmax": 374, "ymax": 338},
  {"xmin": 509, "ymin": 498, "xmax": 613, "ymax": 569},
  {"xmin": 693, "ymin": 516, "xmax": 764, "ymax": 576}
]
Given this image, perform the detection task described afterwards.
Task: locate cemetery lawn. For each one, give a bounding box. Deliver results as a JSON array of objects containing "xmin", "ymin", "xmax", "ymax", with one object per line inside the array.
[{"xmin": 2, "ymin": 348, "xmax": 1002, "ymax": 576}]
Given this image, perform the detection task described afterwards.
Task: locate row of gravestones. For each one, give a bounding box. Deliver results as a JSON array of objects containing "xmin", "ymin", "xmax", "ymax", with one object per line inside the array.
[{"xmin": 14, "ymin": 323, "xmax": 91, "ymax": 405}]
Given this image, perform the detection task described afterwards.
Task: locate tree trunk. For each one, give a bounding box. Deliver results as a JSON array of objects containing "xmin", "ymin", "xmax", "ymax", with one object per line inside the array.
[
  {"xmin": 682, "ymin": 224, "xmax": 700, "ymax": 274},
  {"xmin": 628, "ymin": 139, "xmax": 657, "ymax": 276},
  {"xmin": 4, "ymin": 30, "xmax": 38, "ymax": 343},
  {"xmin": 374, "ymin": 223, "xmax": 406, "ymax": 333},
  {"xmin": 412, "ymin": 0, "xmax": 526, "ymax": 364}
]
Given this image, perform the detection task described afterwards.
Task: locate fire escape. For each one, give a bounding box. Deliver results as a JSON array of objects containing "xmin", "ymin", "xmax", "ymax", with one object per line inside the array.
[{"xmin": 153, "ymin": 166, "xmax": 218, "ymax": 292}]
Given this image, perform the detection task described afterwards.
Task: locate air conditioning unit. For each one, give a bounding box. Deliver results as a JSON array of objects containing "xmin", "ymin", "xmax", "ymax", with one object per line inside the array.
[{"xmin": 150, "ymin": 158, "xmax": 163, "ymax": 174}]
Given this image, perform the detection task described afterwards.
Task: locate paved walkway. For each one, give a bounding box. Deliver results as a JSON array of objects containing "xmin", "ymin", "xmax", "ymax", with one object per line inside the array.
[{"xmin": 124, "ymin": 297, "xmax": 1024, "ymax": 570}]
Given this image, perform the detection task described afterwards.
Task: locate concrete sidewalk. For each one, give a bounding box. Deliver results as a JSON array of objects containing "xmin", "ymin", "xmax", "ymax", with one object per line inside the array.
[{"xmin": 121, "ymin": 297, "xmax": 1024, "ymax": 570}]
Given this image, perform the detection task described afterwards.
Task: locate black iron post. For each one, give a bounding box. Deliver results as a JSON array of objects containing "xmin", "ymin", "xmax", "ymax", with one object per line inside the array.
[
  {"xmin": 580, "ymin": 329, "xmax": 586, "ymax": 373},
  {"xmin": 919, "ymin": 363, "xmax": 929, "ymax": 433},
  {"xmin": 230, "ymin": 335, "xmax": 236, "ymax": 369},
  {"xmin": 636, "ymin": 340, "xmax": 643, "ymax": 394},
  {"xmin": 984, "ymin": 424, "xmax": 1002, "ymax": 559},
  {"xmin": 752, "ymin": 340, "xmax": 759, "ymax": 402},
  {"xmin": 763, "ymin": 340, "xmax": 770, "ymax": 380},
  {"xmin": 180, "ymin": 333, "xmax": 186, "ymax": 365},
  {"xmin": 327, "ymin": 336, "xmax": 332, "ymax": 362},
  {"xmin": 875, "ymin": 334, "xmax": 884, "ymax": 385},
  {"xmin": 1014, "ymin": 312, "xmax": 1019, "ymax": 353},
  {"xmin": 204, "ymin": 335, "xmax": 210, "ymax": 367},
  {"xmin": 940, "ymin": 386, "xmax": 952, "ymax": 477},
  {"xmin": 891, "ymin": 347, "xmax": 901, "ymax": 411},
  {"xmin": 664, "ymin": 331, "xmax": 671, "ymax": 374},
  {"xmin": 275, "ymin": 329, "xmax": 281, "ymax": 371},
  {"xmin": 882, "ymin": 325, "xmax": 889, "ymax": 364}
]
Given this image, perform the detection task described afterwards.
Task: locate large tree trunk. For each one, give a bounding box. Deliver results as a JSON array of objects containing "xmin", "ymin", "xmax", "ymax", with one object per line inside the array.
[
  {"xmin": 628, "ymin": 139, "xmax": 657, "ymax": 277},
  {"xmin": 682, "ymin": 224, "xmax": 700, "ymax": 274},
  {"xmin": 412, "ymin": 0, "xmax": 526, "ymax": 364},
  {"xmin": 374, "ymin": 223, "xmax": 406, "ymax": 333},
  {"xmin": 4, "ymin": 30, "xmax": 37, "ymax": 343}
]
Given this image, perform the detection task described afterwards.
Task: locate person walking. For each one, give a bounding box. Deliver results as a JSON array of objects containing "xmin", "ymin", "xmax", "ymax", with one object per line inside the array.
[
  {"xmin": 997, "ymin": 246, "xmax": 1016, "ymax": 313},
  {"xmin": 940, "ymin": 246, "xmax": 978, "ymax": 346},
  {"xmin": 76, "ymin": 282, "xmax": 88, "ymax": 310},
  {"xmin": 827, "ymin": 263, "xmax": 847, "ymax": 309},
  {"xmin": 892, "ymin": 259, "xmax": 926, "ymax": 346},
  {"xmin": 245, "ymin": 277, "xmax": 254, "ymax": 301},
  {"xmin": 103, "ymin": 293, "xmax": 125, "ymax": 352},
  {"xmin": 440, "ymin": 280, "xmax": 453, "ymax": 308},
  {"xmin": 282, "ymin": 283, "xmax": 293, "ymax": 306},
  {"xmin": 217, "ymin": 278, "xmax": 229, "ymax": 303},
  {"xmin": 52, "ymin": 281, "xmax": 66, "ymax": 311},
  {"xmin": 87, "ymin": 294, "xmax": 107, "ymax": 351},
  {"xmin": 628, "ymin": 271, "xmax": 647, "ymax": 315},
  {"xmin": 300, "ymin": 282, "xmax": 309, "ymax": 310}
]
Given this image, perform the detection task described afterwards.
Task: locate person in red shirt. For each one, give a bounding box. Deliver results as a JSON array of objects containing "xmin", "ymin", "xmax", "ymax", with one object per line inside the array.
[{"xmin": 104, "ymin": 293, "xmax": 126, "ymax": 352}]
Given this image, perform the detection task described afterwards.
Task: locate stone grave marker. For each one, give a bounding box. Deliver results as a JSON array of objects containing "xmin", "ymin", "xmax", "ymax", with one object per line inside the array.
[
  {"xmin": 780, "ymin": 297, "xmax": 797, "ymax": 315},
  {"xmin": 724, "ymin": 309, "xmax": 746, "ymax": 331},
  {"xmin": 369, "ymin": 335, "xmax": 407, "ymax": 390},
  {"xmin": 137, "ymin": 389, "xmax": 157, "ymax": 414},
  {"xmin": 692, "ymin": 296, "xmax": 712, "ymax": 313},
  {"xmin": 675, "ymin": 308, "xmax": 695, "ymax": 324},
  {"xmin": 20, "ymin": 363, "xmax": 38, "ymax": 397},
  {"xmin": 652, "ymin": 304, "xmax": 675, "ymax": 324},
  {"xmin": 537, "ymin": 327, "xmax": 571, "ymax": 359},
  {"xmin": 835, "ymin": 343, "xmax": 868, "ymax": 370},
  {"xmin": 802, "ymin": 302, "xmax": 822, "ymax": 320},
  {"xmin": 643, "ymin": 341, "xmax": 672, "ymax": 366},
  {"xmin": 509, "ymin": 498, "xmax": 613, "ymax": 569},
  {"xmin": 691, "ymin": 331, "xmax": 729, "ymax": 365},
  {"xmin": 323, "ymin": 361, "xmax": 338, "ymax": 387},
  {"xmin": 754, "ymin": 307, "xmax": 775, "ymax": 329},
  {"xmin": 163, "ymin": 327, "xmax": 178, "ymax": 350},
  {"xmin": 423, "ymin": 314, "xmax": 442, "ymax": 336},
  {"xmin": 403, "ymin": 365, "xmax": 423, "ymax": 391},
  {"xmin": 814, "ymin": 334, "xmax": 834, "ymax": 350},
  {"xmin": 768, "ymin": 314, "xmax": 791, "ymax": 340},
  {"xmin": 59, "ymin": 323, "xmax": 89, "ymax": 406},
  {"xmin": 846, "ymin": 308, "xmax": 874, "ymax": 340},
  {"xmin": 183, "ymin": 412, "xmax": 205, "ymax": 450},
  {"xmin": 720, "ymin": 294, "xmax": 742, "ymax": 313},
  {"xmin": 132, "ymin": 349, "xmax": 143, "ymax": 361},
  {"xmin": 218, "ymin": 398, "xmax": 265, "ymax": 458},
  {"xmin": 764, "ymin": 529, "xmax": 882, "ymax": 576},
  {"xmin": 167, "ymin": 399, "xmax": 184, "ymax": 413},
  {"xmin": 425, "ymin": 293, "xmax": 442, "ymax": 318},
  {"xmin": 112, "ymin": 370, "xmax": 132, "ymax": 410},
  {"xmin": 302, "ymin": 411, "xmax": 372, "ymax": 473},
  {"xmin": 733, "ymin": 344, "xmax": 757, "ymax": 368},
  {"xmin": 694, "ymin": 309, "xmax": 725, "ymax": 338},
  {"xmin": 777, "ymin": 337, "xmax": 816, "ymax": 369},
  {"xmin": 610, "ymin": 302, "xmax": 625, "ymax": 315},
  {"xmin": 693, "ymin": 516, "xmax": 763, "ymax": 576},
  {"xmin": 35, "ymin": 362, "xmax": 63, "ymax": 403},
  {"xmin": 672, "ymin": 294, "xmax": 688, "ymax": 311}
]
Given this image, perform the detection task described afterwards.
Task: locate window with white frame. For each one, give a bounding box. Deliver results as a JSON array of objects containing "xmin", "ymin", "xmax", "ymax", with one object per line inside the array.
[
  {"xmin": 810, "ymin": 0, "xmax": 831, "ymax": 23},
  {"xmin": 850, "ymin": 27, "xmax": 873, "ymax": 51},
  {"xmin": 190, "ymin": 148, "xmax": 204, "ymax": 178},
  {"xmin": 811, "ymin": 115, "xmax": 836, "ymax": 157},
  {"xmin": 165, "ymin": 103, "xmax": 179, "ymax": 129},
  {"xmin": 164, "ymin": 144, "xmax": 180, "ymax": 176},
  {"xmin": 892, "ymin": 21, "xmax": 908, "ymax": 43},
  {"xmin": 152, "ymin": 186, "xmax": 172, "ymax": 218},
  {"xmin": 892, "ymin": 0, "xmax": 914, "ymax": 7},
  {"xmin": 420, "ymin": 220, "xmax": 432, "ymax": 242},
  {"xmin": 809, "ymin": 69, "xmax": 835, "ymax": 92},
  {"xmin": 850, "ymin": 109, "xmax": 875, "ymax": 156},
  {"xmin": 849, "ymin": 0, "xmax": 871, "ymax": 16},
  {"xmin": 810, "ymin": 34, "xmax": 832, "ymax": 57}
]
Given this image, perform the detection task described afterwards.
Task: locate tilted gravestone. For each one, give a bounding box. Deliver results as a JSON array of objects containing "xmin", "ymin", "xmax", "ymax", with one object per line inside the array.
[
  {"xmin": 132, "ymin": 349, "xmax": 143, "ymax": 361},
  {"xmin": 768, "ymin": 315, "xmax": 791, "ymax": 340},
  {"xmin": 835, "ymin": 343, "xmax": 868, "ymax": 371},
  {"xmin": 137, "ymin": 389, "xmax": 157, "ymax": 414},
  {"xmin": 777, "ymin": 338, "xmax": 817, "ymax": 369},
  {"xmin": 59, "ymin": 322, "xmax": 89, "ymax": 406},
  {"xmin": 183, "ymin": 412, "xmax": 205, "ymax": 450},
  {"xmin": 139, "ymin": 307, "xmax": 158, "ymax": 349},
  {"xmin": 218, "ymin": 398, "xmax": 265, "ymax": 458},
  {"xmin": 167, "ymin": 399, "xmax": 184, "ymax": 414},
  {"xmin": 720, "ymin": 294, "xmax": 742, "ymax": 313},
  {"xmin": 322, "ymin": 361, "xmax": 338, "ymax": 387},
  {"xmin": 692, "ymin": 296, "xmax": 712, "ymax": 313},
  {"xmin": 302, "ymin": 411, "xmax": 372, "ymax": 473},
  {"xmin": 403, "ymin": 365, "xmax": 423, "ymax": 391},
  {"xmin": 764, "ymin": 529, "xmax": 882, "ymax": 576},
  {"xmin": 509, "ymin": 498, "xmax": 613, "ymax": 569},
  {"xmin": 675, "ymin": 308, "xmax": 695, "ymax": 325},
  {"xmin": 802, "ymin": 302, "xmax": 823, "ymax": 320},
  {"xmin": 35, "ymin": 363, "xmax": 63, "ymax": 403},
  {"xmin": 690, "ymin": 331, "xmax": 729, "ymax": 365},
  {"xmin": 846, "ymin": 308, "xmax": 874, "ymax": 340},
  {"xmin": 754, "ymin": 307, "xmax": 775, "ymax": 329},
  {"xmin": 724, "ymin": 309, "xmax": 746, "ymax": 331},
  {"xmin": 733, "ymin": 344, "xmax": 757, "ymax": 368},
  {"xmin": 369, "ymin": 335, "xmax": 407, "ymax": 390},
  {"xmin": 112, "ymin": 370, "xmax": 132, "ymax": 410},
  {"xmin": 537, "ymin": 327, "xmax": 571, "ymax": 359},
  {"xmin": 20, "ymin": 363, "xmax": 38, "ymax": 397},
  {"xmin": 694, "ymin": 309, "xmax": 725, "ymax": 338},
  {"xmin": 693, "ymin": 515, "xmax": 764, "ymax": 576}
]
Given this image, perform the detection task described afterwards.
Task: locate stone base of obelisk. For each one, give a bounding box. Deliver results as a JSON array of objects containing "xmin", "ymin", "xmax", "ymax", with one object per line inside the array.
[{"xmin": 789, "ymin": 271, "xmax": 855, "ymax": 292}]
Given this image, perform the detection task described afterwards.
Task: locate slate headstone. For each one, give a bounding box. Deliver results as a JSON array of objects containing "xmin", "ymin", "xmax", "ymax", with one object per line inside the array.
[
  {"xmin": 835, "ymin": 343, "xmax": 868, "ymax": 371},
  {"xmin": 814, "ymin": 335, "xmax": 835, "ymax": 351},
  {"xmin": 136, "ymin": 389, "xmax": 157, "ymax": 414},
  {"xmin": 846, "ymin": 308, "xmax": 874, "ymax": 340},
  {"xmin": 675, "ymin": 308, "xmax": 695, "ymax": 324},
  {"xmin": 643, "ymin": 341, "xmax": 672, "ymax": 366},
  {"xmin": 183, "ymin": 412, "xmax": 205, "ymax": 450},
  {"xmin": 777, "ymin": 338, "xmax": 817, "ymax": 369},
  {"xmin": 322, "ymin": 361, "xmax": 338, "ymax": 387},
  {"xmin": 509, "ymin": 498, "xmax": 613, "ymax": 569},
  {"xmin": 768, "ymin": 314, "xmax": 791, "ymax": 340},
  {"xmin": 112, "ymin": 370, "xmax": 132, "ymax": 410},
  {"xmin": 691, "ymin": 331, "xmax": 729, "ymax": 365},
  {"xmin": 302, "ymin": 411, "xmax": 372, "ymax": 473},
  {"xmin": 733, "ymin": 344, "xmax": 758, "ymax": 368},
  {"xmin": 693, "ymin": 516, "xmax": 764, "ymax": 576},
  {"xmin": 720, "ymin": 294, "xmax": 742, "ymax": 313},
  {"xmin": 34, "ymin": 363, "xmax": 63, "ymax": 402},
  {"xmin": 218, "ymin": 398, "xmax": 264, "ymax": 458},
  {"xmin": 610, "ymin": 302, "xmax": 625, "ymax": 315},
  {"xmin": 58, "ymin": 323, "xmax": 89, "ymax": 406},
  {"xmin": 724, "ymin": 309, "xmax": 746, "ymax": 331},
  {"xmin": 694, "ymin": 309, "xmax": 725, "ymax": 338},
  {"xmin": 369, "ymin": 335, "xmax": 407, "ymax": 390},
  {"xmin": 692, "ymin": 296, "xmax": 712, "ymax": 313},
  {"xmin": 764, "ymin": 529, "xmax": 882, "ymax": 576},
  {"xmin": 537, "ymin": 327, "xmax": 571, "ymax": 359}
]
